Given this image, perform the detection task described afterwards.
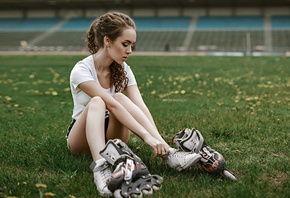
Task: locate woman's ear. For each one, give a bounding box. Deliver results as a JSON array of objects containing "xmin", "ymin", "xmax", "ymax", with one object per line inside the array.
[{"xmin": 104, "ymin": 36, "xmax": 110, "ymax": 46}]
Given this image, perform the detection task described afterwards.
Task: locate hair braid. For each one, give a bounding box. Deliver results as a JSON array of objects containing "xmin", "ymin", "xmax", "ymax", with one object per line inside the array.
[{"xmin": 85, "ymin": 12, "xmax": 135, "ymax": 92}]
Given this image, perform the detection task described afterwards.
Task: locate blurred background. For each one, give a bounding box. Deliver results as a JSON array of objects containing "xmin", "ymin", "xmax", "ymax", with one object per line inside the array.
[{"xmin": 0, "ymin": 0, "xmax": 289, "ymax": 56}]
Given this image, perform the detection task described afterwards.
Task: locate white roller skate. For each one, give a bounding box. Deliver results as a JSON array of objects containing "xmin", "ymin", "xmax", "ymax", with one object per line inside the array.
[
  {"xmin": 171, "ymin": 128, "xmax": 238, "ymax": 182},
  {"xmin": 164, "ymin": 148, "xmax": 201, "ymax": 171},
  {"xmin": 90, "ymin": 158, "xmax": 113, "ymax": 196},
  {"xmin": 99, "ymin": 139, "xmax": 163, "ymax": 198}
]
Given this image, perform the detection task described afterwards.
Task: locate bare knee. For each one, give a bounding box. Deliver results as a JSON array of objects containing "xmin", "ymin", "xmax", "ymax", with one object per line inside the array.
[
  {"xmin": 88, "ymin": 96, "xmax": 106, "ymax": 109},
  {"xmin": 113, "ymin": 93, "xmax": 127, "ymax": 103}
]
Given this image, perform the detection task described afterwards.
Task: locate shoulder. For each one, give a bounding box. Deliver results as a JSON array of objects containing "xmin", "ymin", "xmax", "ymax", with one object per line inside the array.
[
  {"xmin": 75, "ymin": 55, "xmax": 93, "ymax": 68},
  {"xmin": 122, "ymin": 62, "xmax": 134, "ymax": 73},
  {"xmin": 122, "ymin": 61, "xmax": 131, "ymax": 69},
  {"xmin": 71, "ymin": 55, "xmax": 94, "ymax": 73}
]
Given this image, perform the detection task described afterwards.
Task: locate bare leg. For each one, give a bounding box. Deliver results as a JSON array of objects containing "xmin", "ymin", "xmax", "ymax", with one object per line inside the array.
[
  {"xmin": 67, "ymin": 96, "xmax": 107, "ymax": 161},
  {"xmin": 106, "ymin": 112, "xmax": 130, "ymax": 143},
  {"xmin": 112, "ymin": 93, "xmax": 168, "ymax": 146},
  {"xmin": 68, "ymin": 93, "xmax": 168, "ymax": 161}
]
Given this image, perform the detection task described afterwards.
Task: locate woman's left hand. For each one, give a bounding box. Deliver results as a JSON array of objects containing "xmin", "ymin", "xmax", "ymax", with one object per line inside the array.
[{"xmin": 143, "ymin": 135, "xmax": 170, "ymax": 158}]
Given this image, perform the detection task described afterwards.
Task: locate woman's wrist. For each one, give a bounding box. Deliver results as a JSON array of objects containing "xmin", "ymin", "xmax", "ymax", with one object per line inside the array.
[{"xmin": 142, "ymin": 133, "xmax": 154, "ymax": 147}]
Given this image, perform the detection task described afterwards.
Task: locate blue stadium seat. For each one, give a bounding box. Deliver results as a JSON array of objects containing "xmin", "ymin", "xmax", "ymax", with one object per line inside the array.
[
  {"xmin": 60, "ymin": 18, "xmax": 95, "ymax": 30},
  {"xmin": 13, "ymin": 18, "xmax": 62, "ymax": 30},
  {"xmin": 196, "ymin": 16, "xmax": 264, "ymax": 29},
  {"xmin": 133, "ymin": 17, "xmax": 191, "ymax": 30},
  {"xmin": 0, "ymin": 16, "xmax": 191, "ymax": 31},
  {"xmin": 1, "ymin": 15, "xmax": 289, "ymax": 52},
  {"xmin": 272, "ymin": 16, "xmax": 290, "ymax": 28},
  {"xmin": 0, "ymin": 18, "xmax": 23, "ymax": 30}
]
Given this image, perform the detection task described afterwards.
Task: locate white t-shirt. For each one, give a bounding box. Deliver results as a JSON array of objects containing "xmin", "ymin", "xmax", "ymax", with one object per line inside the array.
[{"xmin": 70, "ymin": 55, "xmax": 137, "ymax": 120}]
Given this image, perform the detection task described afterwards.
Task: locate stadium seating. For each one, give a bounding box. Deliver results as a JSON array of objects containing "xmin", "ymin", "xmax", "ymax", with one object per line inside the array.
[
  {"xmin": 60, "ymin": 18, "xmax": 95, "ymax": 30},
  {"xmin": 0, "ymin": 18, "xmax": 23, "ymax": 30},
  {"xmin": 59, "ymin": 16, "xmax": 191, "ymax": 30},
  {"xmin": 189, "ymin": 30, "xmax": 264, "ymax": 52},
  {"xmin": 35, "ymin": 31, "xmax": 87, "ymax": 47},
  {"xmin": 135, "ymin": 30, "xmax": 187, "ymax": 51},
  {"xmin": 0, "ymin": 31, "xmax": 45, "ymax": 51},
  {"xmin": 0, "ymin": 18, "xmax": 62, "ymax": 30},
  {"xmin": 272, "ymin": 30, "xmax": 290, "ymax": 52},
  {"xmin": 133, "ymin": 16, "xmax": 191, "ymax": 30},
  {"xmin": 196, "ymin": 16, "xmax": 264, "ymax": 29},
  {"xmin": 271, "ymin": 16, "xmax": 290, "ymax": 28},
  {"xmin": 0, "ymin": 15, "xmax": 289, "ymax": 53}
]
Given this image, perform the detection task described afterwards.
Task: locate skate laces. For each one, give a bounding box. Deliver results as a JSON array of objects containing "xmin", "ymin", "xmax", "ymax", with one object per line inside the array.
[
  {"xmin": 170, "ymin": 150, "xmax": 188, "ymax": 158},
  {"xmin": 167, "ymin": 148, "xmax": 190, "ymax": 162},
  {"xmin": 94, "ymin": 161, "xmax": 112, "ymax": 187},
  {"xmin": 166, "ymin": 148, "xmax": 201, "ymax": 171},
  {"xmin": 100, "ymin": 163, "xmax": 112, "ymax": 181}
]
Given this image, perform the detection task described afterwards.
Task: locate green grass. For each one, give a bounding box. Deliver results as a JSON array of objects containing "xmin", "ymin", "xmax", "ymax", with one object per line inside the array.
[{"xmin": 0, "ymin": 55, "xmax": 289, "ymax": 198}]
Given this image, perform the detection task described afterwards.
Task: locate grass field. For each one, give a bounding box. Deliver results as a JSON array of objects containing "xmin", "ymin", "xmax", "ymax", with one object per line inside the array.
[{"xmin": 0, "ymin": 55, "xmax": 289, "ymax": 198}]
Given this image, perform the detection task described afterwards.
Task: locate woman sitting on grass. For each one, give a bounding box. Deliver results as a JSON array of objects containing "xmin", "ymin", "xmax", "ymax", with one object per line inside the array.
[{"xmin": 66, "ymin": 12, "xmax": 200, "ymax": 196}]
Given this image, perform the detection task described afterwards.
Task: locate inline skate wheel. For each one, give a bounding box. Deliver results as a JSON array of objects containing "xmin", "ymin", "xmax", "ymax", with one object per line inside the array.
[
  {"xmin": 131, "ymin": 192, "xmax": 143, "ymax": 198},
  {"xmin": 222, "ymin": 169, "xmax": 238, "ymax": 182},
  {"xmin": 114, "ymin": 189, "xmax": 123, "ymax": 198},
  {"xmin": 152, "ymin": 185, "xmax": 161, "ymax": 191},
  {"xmin": 142, "ymin": 188, "xmax": 153, "ymax": 195},
  {"xmin": 114, "ymin": 189, "xmax": 128, "ymax": 198},
  {"xmin": 114, "ymin": 189, "xmax": 143, "ymax": 198}
]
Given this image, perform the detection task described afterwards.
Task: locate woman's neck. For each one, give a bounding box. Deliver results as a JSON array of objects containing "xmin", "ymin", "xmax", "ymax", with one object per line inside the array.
[{"xmin": 93, "ymin": 49, "xmax": 114, "ymax": 73}]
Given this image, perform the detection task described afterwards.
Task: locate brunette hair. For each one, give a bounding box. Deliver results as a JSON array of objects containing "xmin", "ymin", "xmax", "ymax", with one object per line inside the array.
[{"xmin": 86, "ymin": 12, "xmax": 136, "ymax": 92}]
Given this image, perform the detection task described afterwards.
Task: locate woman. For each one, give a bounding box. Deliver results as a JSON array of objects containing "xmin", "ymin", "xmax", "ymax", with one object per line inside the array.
[{"xmin": 66, "ymin": 12, "xmax": 200, "ymax": 196}]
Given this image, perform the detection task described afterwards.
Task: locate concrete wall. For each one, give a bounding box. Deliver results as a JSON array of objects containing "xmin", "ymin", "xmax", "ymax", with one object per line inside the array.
[
  {"xmin": 264, "ymin": 7, "xmax": 290, "ymax": 16},
  {"xmin": 0, "ymin": 10, "xmax": 23, "ymax": 18},
  {"xmin": 133, "ymin": 9, "xmax": 155, "ymax": 17},
  {"xmin": 235, "ymin": 7, "xmax": 262, "ymax": 15}
]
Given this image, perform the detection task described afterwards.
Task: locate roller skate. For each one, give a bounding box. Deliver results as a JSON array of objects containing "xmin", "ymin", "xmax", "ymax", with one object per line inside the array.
[
  {"xmin": 171, "ymin": 128, "xmax": 238, "ymax": 182},
  {"xmin": 100, "ymin": 139, "xmax": 163, "ymax": 198},
  {"xmin": 164, "ymin": 147, "xmax": 201, "ymax": 171},
  {"xmin": 90, "ymin": 158, "xmax": 113, "ymax": 196}
]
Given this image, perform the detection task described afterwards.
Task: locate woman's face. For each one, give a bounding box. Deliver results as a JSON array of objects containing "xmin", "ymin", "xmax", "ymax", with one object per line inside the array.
[{"xmin": 108, "ymin": 27, "xmax": 136, "ymax": 64}]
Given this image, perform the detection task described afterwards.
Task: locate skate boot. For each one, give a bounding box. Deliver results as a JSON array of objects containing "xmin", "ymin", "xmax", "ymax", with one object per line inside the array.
[
  {"xmin": 90, "ymin": 158, "xmax": 113, "ymax": 196},
  {"xmin": 171, "ymin": 128, "xmax": 238, "ymax": 181},
  {"xmin": 99, "ymin": 139, "xmax": 163, "ymax": 198},
  {"xmin": 171, "ymin": 128, "xmax": 204, "ymax": 153},
  {"xmin": 164, "ymin": 148, "xmax": 201, "ymax": 171}
]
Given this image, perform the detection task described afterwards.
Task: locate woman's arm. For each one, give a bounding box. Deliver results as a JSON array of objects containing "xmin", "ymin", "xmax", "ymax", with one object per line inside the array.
[
  {"xmin": 78, "ymin": 80, "xmax": 166, "ymax": 155},
  {"xmin": 125, "ymin": 85, "xmax": 166, "ymax": 144},
  {"xmin": 125, "ymin": 85, "xmax": 158, "ymax": 130}
]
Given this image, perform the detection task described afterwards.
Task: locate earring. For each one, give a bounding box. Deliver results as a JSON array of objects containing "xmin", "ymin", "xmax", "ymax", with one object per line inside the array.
[{"xmin": 106, "ymin": 43, "xmax": 109, "ymax": 49}]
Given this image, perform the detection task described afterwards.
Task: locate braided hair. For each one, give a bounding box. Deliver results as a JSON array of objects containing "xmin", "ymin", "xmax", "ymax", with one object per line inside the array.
[{"xmin": 86, "ymin": 12, "xmax": 136, "ymax": 92}]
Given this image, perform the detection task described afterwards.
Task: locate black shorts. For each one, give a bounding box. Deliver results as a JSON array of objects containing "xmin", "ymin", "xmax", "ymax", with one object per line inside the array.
[{"xmin": 66, "ymin": 117, "xmax": 109, "ymax": 141}]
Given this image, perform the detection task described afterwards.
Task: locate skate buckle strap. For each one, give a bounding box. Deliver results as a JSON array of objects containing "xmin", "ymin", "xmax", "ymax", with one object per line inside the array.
[
  {"xmin": 174, "ymin": 128, "xmax": 204, "ymax": 153},
  {"xmin": 200, "ymin": 147, "xmax": 212, "ymax": 162},
  {"xmin": 99, "ymin": 139, "xmax": 124, "ymax": 165},
  {"xmin": 124, "ymin": 158, "xmax": 134, "ymax": 181}
]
